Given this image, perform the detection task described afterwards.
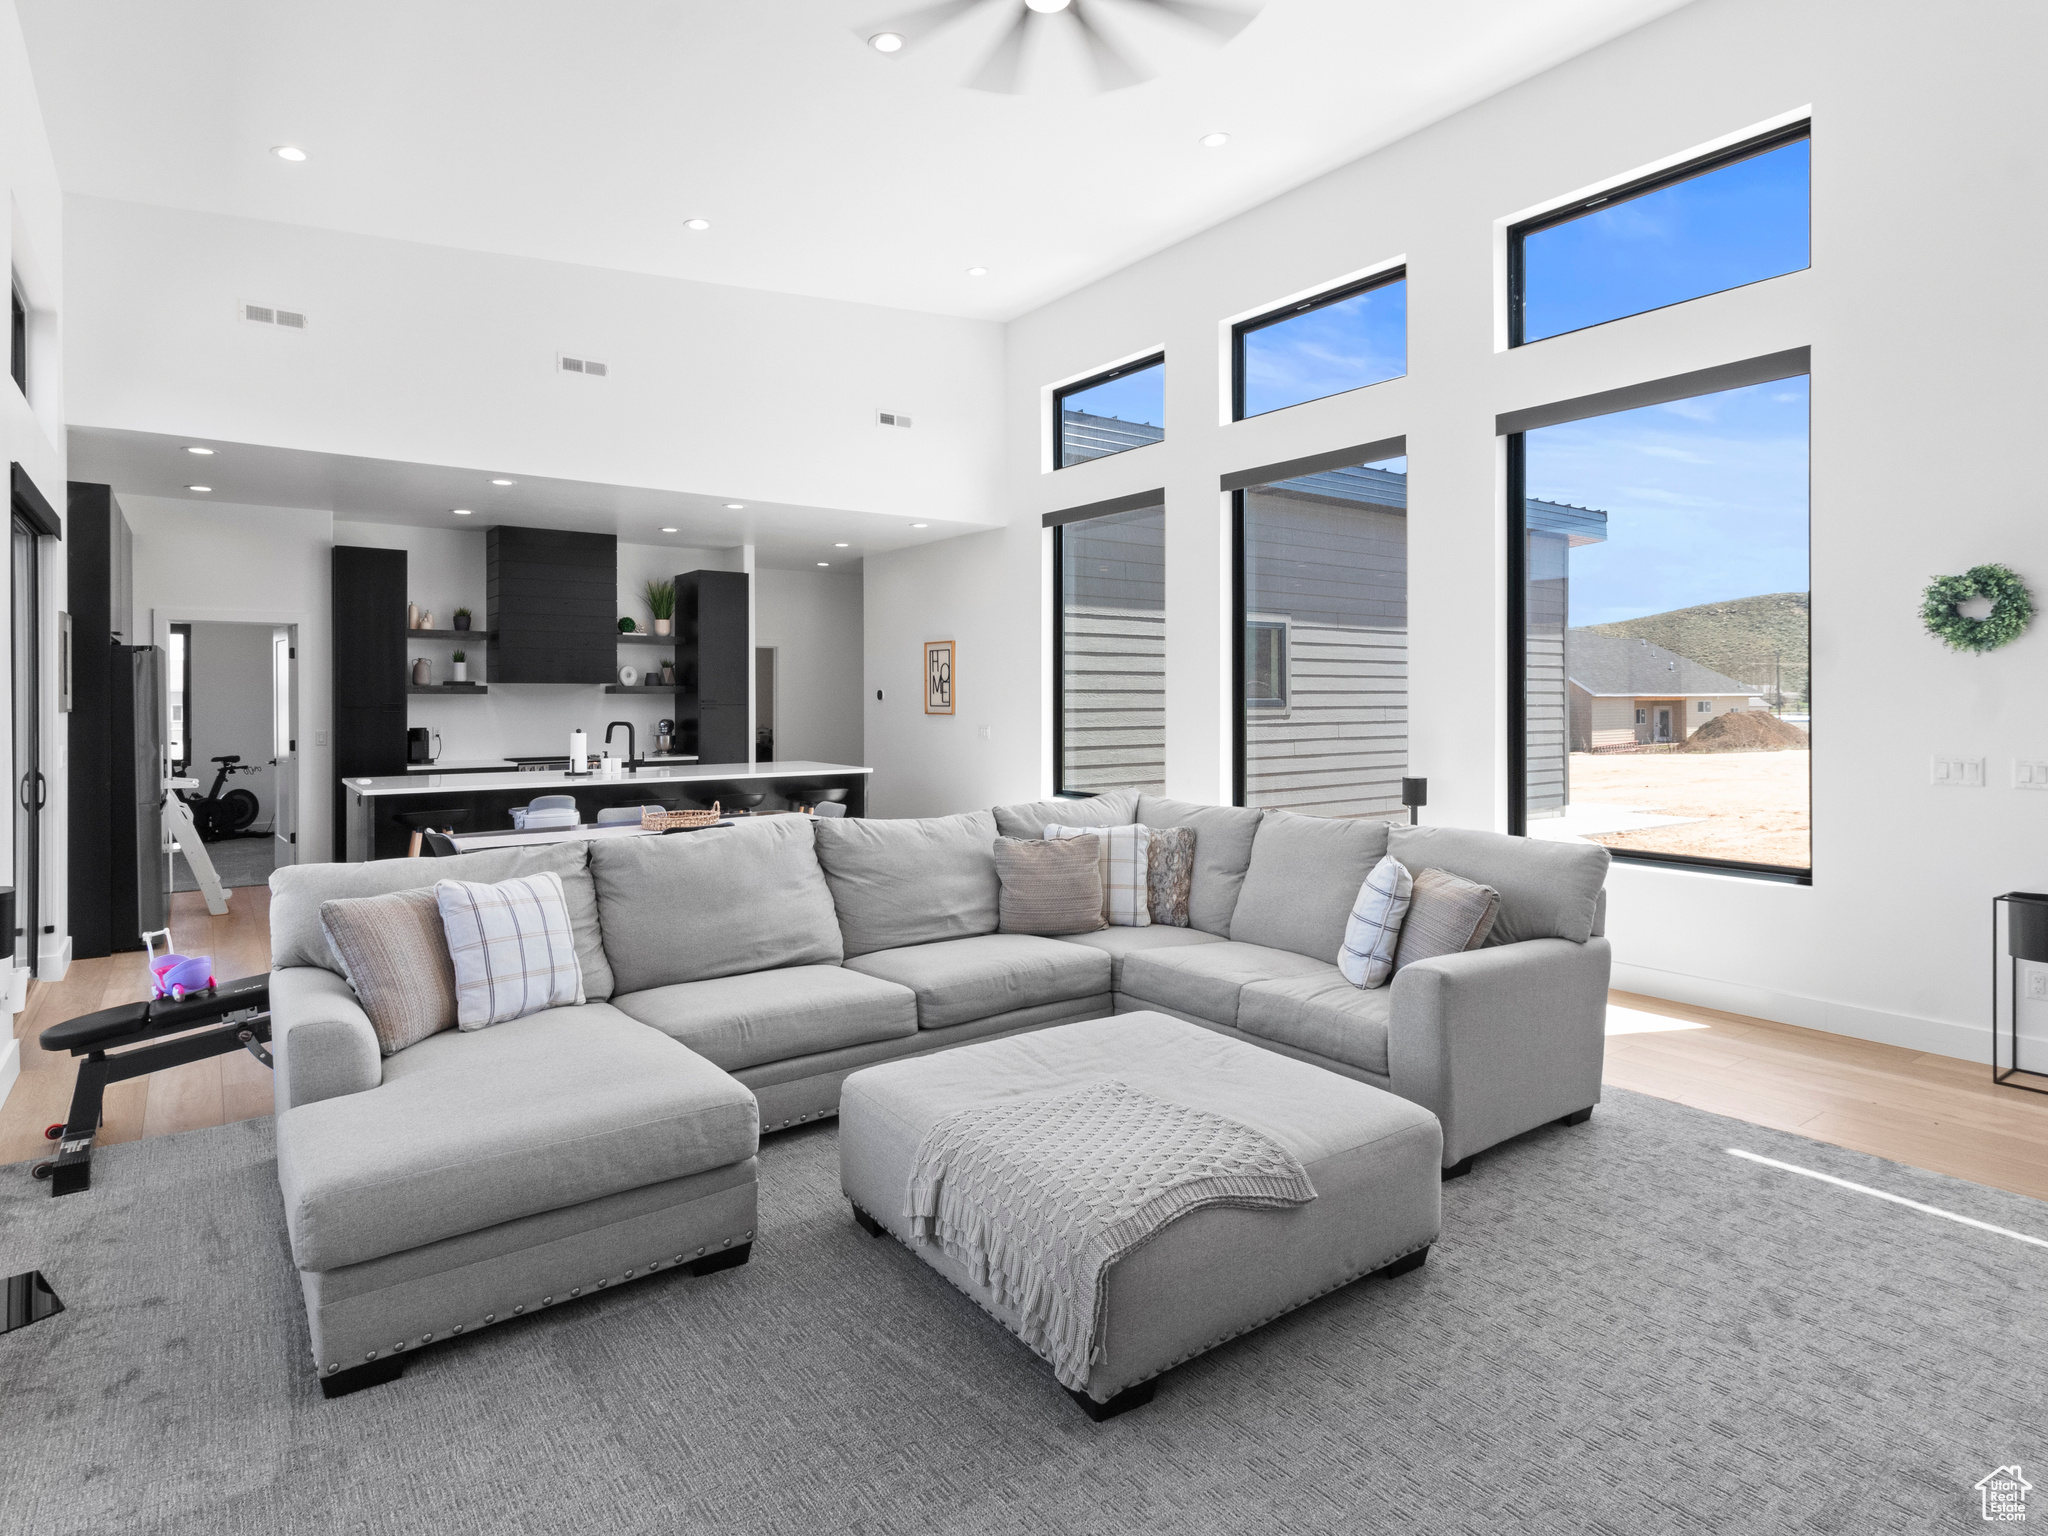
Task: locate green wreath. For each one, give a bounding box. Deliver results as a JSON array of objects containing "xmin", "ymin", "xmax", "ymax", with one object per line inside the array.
[{"xmin": 1920, "ymin": 564, "xmax": 2033, "ymax": 653}]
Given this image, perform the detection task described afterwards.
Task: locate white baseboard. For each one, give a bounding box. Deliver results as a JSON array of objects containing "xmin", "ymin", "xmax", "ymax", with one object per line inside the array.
[
  {"xmin": 0, "ymin": 1035, "xmax": 19, "ymax": 1112},
  {"xmin": 1610, "ymin": 961, "xmax": 1991, "ymax": 1065},
  {"xmin": 38, "ymin": 934, "xmax": 71, "ymax": 984}
]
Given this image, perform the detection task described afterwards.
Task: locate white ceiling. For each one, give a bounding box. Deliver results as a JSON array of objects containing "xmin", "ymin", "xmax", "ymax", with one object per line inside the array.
[
  {"xmin": 63, "ymin": 426, "xmax": 1006, "ymax": 571},
  {"xmin": 18, "ymin": 0, "xmax": 1691, "ymax": 322}
]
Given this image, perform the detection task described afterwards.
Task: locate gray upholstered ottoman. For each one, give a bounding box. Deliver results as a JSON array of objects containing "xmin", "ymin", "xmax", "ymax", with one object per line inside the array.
[{"xmin": 839, "ymin": 1011, "xmax": 1442, "ymax": 1418}]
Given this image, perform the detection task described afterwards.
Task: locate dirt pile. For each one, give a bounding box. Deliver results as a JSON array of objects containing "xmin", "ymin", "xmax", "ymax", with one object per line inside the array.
[{"xmin": 1676, "ymin": 710, "xmax": 1809, "ymax": 753}]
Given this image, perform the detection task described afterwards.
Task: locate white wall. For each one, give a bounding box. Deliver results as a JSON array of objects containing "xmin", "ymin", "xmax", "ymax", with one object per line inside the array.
[
  {"xmin": 185, "ymin": 621, "xmax": 278, "ymax": 824},
  {"xmin": 862, "ymin": 0, "xmax": 2048, "ymax": 1062},
  {"xmin": 2, "ymin": 0, "xmax": 67, "ymax": 1004},
  {"xmin": 757, "ymin": 567, "xmax": 862, "ymax": 767},
  {"xmin": 63, "ymin": 196, "xmax": 1007, "ymax": 526}
]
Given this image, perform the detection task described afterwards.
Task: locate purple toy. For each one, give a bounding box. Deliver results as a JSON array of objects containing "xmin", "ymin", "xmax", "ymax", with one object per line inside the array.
[{"xmin": 151, "ymin": 953, "xmax": 216, "ymax": 1002}]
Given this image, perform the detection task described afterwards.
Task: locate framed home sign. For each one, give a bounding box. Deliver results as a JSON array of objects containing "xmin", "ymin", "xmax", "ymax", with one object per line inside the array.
[{"xmin": 924, "ymin": 640, "xmax": 955, "ymax": 715}]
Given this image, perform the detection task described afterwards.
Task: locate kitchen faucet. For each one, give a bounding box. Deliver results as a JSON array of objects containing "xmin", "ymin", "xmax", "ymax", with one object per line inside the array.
[{"xmin": 605, "ymin": 721, "xmax": 637, "ymax": 769}]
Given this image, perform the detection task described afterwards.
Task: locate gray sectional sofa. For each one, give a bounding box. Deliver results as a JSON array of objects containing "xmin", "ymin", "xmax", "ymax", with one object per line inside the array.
[{"xmin": 267, "ymin": 791, "xmax": 1609, "ymax": 1395}]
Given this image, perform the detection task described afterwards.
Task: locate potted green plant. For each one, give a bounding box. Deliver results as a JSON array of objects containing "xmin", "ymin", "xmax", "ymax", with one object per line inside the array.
[
  {"xmin": 661, "ymin": 656, "xmax": 676, "ymax": 685},
  {"xmin": 451, "ymin": 649, "xmax": 468, "ymax": 683},
  {"xmin": 644, "ymin": 579, "xmax": 676, "ymax": 637},
  {"xmin": 453, "ymin": 606, "xmax": 472, "ymax": 632},
  {"xmin": 619, "ymin": 616, "xmax": 637, "ymax": 633}
]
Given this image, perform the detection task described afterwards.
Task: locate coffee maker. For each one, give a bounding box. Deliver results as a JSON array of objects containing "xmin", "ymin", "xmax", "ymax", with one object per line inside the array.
[
  {"xmin": 408, "ymin": 728, "xmax": 438, "ymax": 764},
  {"xmin": 654, "ymin": 718, "xmax": 675, "ymax": 756}
]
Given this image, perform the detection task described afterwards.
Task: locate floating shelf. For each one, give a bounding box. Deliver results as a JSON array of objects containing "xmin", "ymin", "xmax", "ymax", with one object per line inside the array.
[
  {"xmin": 405, "ymin": 628, "xmax": 481, "ymax": 640},
  {"xmin": 408, "ymin": 684, "xmax": 490, "ymax": 695},
  {"xmin": 616, "ymin": 632, "xmax": 675, "ymax": 646},
  {"xmin": 604, "ymin": 682, "xmax": 680, "ymax": 693}
]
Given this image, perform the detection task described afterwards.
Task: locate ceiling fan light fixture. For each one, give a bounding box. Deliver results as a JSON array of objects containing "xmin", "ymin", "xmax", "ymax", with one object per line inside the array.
[{"xmin": 869, "ymin": 31, "xmax": 905, "ymax": 52}]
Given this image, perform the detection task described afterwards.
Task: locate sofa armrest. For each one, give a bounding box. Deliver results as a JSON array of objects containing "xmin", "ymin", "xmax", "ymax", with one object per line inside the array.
[
  {"xmin": 270, "ymin": 966, "xmax": 383, "ymax": 1114},
  {"xmin": 1387, "ymin": 937, "xmax": 1611, "ymax": 1168}
]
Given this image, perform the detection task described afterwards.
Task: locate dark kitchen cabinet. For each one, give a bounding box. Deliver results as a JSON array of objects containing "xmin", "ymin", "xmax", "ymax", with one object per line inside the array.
[
  {"xmin": 488, "ymin": 527, "xmax": 616, "ymax": 684},
  {"xmin": 331, "ymin": 545, "xmax": 409, "ymax": 856},
  {"xmin": 678, "ymin": 569, "xmax": 750, "ymax": 763}
]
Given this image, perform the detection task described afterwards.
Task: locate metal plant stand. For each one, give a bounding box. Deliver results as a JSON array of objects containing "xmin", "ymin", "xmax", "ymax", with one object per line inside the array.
[{"xmin": 1993, "ymin": 891, "xmax": 2048, "ymax": 1095}]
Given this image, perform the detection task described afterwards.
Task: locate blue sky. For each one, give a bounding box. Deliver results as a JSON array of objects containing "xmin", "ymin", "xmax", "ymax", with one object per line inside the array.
[
  {"xmin": 1528, "ymin": 376, "xmax": 1810, "ymax": 626},
  {"xmin": 1242, "ymin": 281, "xmax": 1406, "ymax": 417},
  {"xmin": 1063, "ymin": 360, "xmax": 1165, "ymax": 427},
  {"xmin": 1521, "ymin": 136, "xmax": 1809, "ymax": 340}
]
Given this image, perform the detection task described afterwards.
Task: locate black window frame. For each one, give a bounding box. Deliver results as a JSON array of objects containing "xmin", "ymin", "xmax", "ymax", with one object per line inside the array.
[
  {"xmin": 1231, "ymin": 265, "xmax": 1407, "ymax": 421},
  {"xmin": 1047, "ymin": 488, "xmax": 1167, "ymax": 796},
  {"xmin": 1504, "ymin": 358, "xmax": 1813, "ymax": 887},
  {"xmin": 1507, "ymin": 119, "xmax": 1811, "ymax": 349},
  {"xmin": 1244, "ymin": 618, "xmax": 1289, "ymax": 709},
  {"xmin": 1052, "ymin": 353, "xmax": 1165, "ymax": 471},
  {"xmin": 9, "ymin": 279, "xmax": 25, "ymax": 396}
]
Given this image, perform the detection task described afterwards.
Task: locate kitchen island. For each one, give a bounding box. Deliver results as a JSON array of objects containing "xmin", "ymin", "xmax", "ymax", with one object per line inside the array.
[{"xmin": 340, "ymin": 759, "xmax": 871, "ymax": 862}]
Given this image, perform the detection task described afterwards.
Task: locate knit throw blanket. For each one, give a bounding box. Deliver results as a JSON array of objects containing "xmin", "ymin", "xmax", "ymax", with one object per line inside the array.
[{"xmin": 906, "ymin": 1081, "xmax": 1318, "ymax": 1392}]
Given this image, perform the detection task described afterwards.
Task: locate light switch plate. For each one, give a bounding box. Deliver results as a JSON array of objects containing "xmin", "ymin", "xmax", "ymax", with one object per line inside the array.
[
  {"xmin": 2029, "ymin": 969, "xmax": 2048, "ymax": 1000},
  {"xmin": 2017, "ymin": 761, "xmax": 2048, "ymax": 790},
  {"xmin": 1931, "ymin": 757, "xmax": 1985, "ymax": 787}
]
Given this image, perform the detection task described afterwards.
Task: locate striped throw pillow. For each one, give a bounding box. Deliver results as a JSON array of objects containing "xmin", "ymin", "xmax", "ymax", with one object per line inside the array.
[
  {"xmin": 1339, "ymin": 854, "xmax": 1412, "ymax": 989},
  {"xmin": 435, "ymin": 871, "xmax": 586, "ymax": 1030},
  {"xmin": 1045, "ymin": 822, "xmax": 1152, "ymax": 927}
]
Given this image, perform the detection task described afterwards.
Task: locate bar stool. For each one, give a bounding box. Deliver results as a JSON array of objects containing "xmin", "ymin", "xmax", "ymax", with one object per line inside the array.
[{"xmin": 395, "ymin": 808, "xmax": 470, "ymax": 858}]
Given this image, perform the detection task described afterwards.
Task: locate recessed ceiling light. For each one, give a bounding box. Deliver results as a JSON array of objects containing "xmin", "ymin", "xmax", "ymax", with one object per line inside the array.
[
  {"xmin": 186, "ymin": 485, "xmax": 212, "ymax": 493},
  {"xmin": 661, "ymin": 527, "xmax": 678, "ymax": 534},
  {"xmin": 272, "ymin": 145, "xmax": 307, "ymax": 162},
  {"xmin": 869, "ymin": 31, "xmax": 904, "ymax": 52},
  {"xmin": 911, "ymin": 522, "xmax": 929, "ymax": 528},
  {"xmin": 1024, "ymin": 0, "xmax": 1071, "ymax": 12},
  {"xmin": 834, "ymin": 542, "xmax": 849, "ymax": 548},
  {"xmin": 966, "ymin": 267, "xmax": 989, "ymax": 277},
  {"xmin": 490, "ymin": 477, "xmax": 515, "ymax": 486},
  {"xmin": 725, "ymin": 502, "xmax": 745, "ymax": 510},
  {"xmin": 185, "ymin": 445, "xmax": 214, "ymax": 455},
  {"xmin": 1199, "ymin": 132, "xmax": 1231, "ymax": 148},
  {"xmin": 685, "ymin": 218, "xmax": 711, "ymax": 231},
  {"xmin": 452, "ymin": 508, "xmax": 474, "ymax": 516},
  {"xmin": 817, "ymin": 562, "xmax": 831, "ymax": 567}
]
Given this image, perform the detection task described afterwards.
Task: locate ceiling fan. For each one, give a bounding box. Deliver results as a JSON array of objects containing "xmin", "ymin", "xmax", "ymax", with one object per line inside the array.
[{"xmin": 862, "ymin": 0, "xmax": 1264, "ymax": 94}]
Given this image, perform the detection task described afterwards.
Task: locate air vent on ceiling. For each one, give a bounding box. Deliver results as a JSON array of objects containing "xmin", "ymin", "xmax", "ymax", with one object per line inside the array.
[
  {"xmin": 559, "ymin": 354, "xmax": 609, "ymax": 378},
  {"xmin": 877, "ymin": 410, "xmax": 912, "ymax": 428},
  {"xmin": 241, "ymin": 301, "xmax": 307, "ymax": 329}
]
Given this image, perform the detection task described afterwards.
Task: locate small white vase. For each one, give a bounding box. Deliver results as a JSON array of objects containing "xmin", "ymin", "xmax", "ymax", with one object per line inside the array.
[
  {"xmin": 452, "ymin": 662, "xmax": 468, "ymax": 683},
  {"xmin": 654, "ymin": 618, "xmax": 672, "ymax": 636}
]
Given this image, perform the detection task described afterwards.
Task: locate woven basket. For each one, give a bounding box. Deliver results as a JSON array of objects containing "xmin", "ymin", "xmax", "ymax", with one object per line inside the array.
[{"xmin": 641, "ymin": 803, "xmax": 721, "ymax": 831}]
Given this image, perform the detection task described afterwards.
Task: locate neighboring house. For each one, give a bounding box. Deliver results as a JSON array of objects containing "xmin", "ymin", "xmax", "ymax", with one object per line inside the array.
[{"xmin": 1566, "ymin": 630, "xmax": 1761, "ymax": 749}]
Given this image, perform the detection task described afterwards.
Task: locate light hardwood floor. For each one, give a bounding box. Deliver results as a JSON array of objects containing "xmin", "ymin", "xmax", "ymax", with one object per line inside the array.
[{"xmin": 5, "ymin": 902, "xmax": 2046, "ymax": 1202}]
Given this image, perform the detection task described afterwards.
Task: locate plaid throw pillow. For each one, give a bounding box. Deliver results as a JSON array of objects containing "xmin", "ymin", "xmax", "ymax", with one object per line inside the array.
[
  {"xmin": 435, "ymin": 871, "xmax": 586, "ymax": 1029},
  {"xmin": 1339, "ymin": 854, "xmax": 1413, "ymax": 989},
  {"xmin": 1045, "ymin": 822, "xmax": 1152, "ymax": 927}
]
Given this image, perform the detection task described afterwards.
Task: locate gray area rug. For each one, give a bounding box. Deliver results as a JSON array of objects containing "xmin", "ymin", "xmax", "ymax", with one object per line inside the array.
[
  {"xmin": 173, "ymin": 836, "xmax": 276, "ymax": 892},
  {"xmin": 2, "ymin": 1087, "xmax": 2042, "ymax": 1535}
]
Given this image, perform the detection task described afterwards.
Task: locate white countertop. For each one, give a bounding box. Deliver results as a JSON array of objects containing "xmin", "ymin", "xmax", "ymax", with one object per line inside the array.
[
  {"xmin": 404, "ymin": 753, "xmax": 702, "ymax": 773},
  {"xmin": 347, "ymin": 759, "xmax": 871, "ymax": 798}
]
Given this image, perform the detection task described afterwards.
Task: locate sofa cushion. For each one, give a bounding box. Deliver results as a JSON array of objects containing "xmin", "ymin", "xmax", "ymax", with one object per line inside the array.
[
  {"xmin": 1238, "ymin": 968, "xmax": 1394, "ymax": 1076},
  {"xmin": 1147, "ymin": 825, "xmax": 1196, "ymax": 926},
  {"xmin": 589, "ymin": 817, "xmax": 842, "ymax": 992},
  {"xmin": 995, "ymin": 835, "xmax": 1106, "ymax": 936},
  {"xmin": 1337, "ymin": 854, "xmax": 1411, "ymax": 990},
  {"xmin": 1393, "ymin": 867, "xmax": 1500, "ymax": 972},
  {"xmin": 1119, "ymin": 940, "xmax": 1332, "ymax": 1025},
  {"xmin": 319, "ymin": 888, "xmax": 457, "ymax": 1055},
  {"xmin": 813, "ymin": 811, "xmax": 1001, "ymax": 957},
  {"xmin": 844, "ymin": 934, "xmax": 1112, "ymax": 1030},
  {"xmin": 274, "ymin": 1002, "xmax": 756, "ymax": 1272},
  {"xmin": 1135, "ymin": 795, "xmax": 1263, "ymax": 937},
  {"xmin": 992, "ymin": 787, "xmax": 1137, "ymax": 840},
  {"xmin": 1230, "ymin": 810, "xmax": 1394, "ymax": 963},
  {"xmin": 1046, "ymin": 822, "xmax": 1150, "ymax": 927},
  {"xmin": 1387, "ymin": 825, "xmax": 1609, "ymax": 945},
  {"xmin": 611, "ymin": 965, "xmax": 918, "ymax": 1072},
  {"xmin": 1053, "ymin": 924, "xmax": 1226, "ymax": 989},
  {"xmin": 271, "ymin": 841, "xmax": 614, "ymax": 1001}
]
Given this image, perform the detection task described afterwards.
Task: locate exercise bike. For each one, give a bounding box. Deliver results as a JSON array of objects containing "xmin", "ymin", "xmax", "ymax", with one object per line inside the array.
[{"xmin": 180, "ymin": 754, "xmax": 262, "ymax": 842}]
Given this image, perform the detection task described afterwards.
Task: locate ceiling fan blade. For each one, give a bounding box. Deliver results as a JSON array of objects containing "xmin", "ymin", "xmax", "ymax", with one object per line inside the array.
[
  {"xmin": 966, "ymin": 5, "xmax": 1032, "ymax": 93},
  {"xmin": 858, "ymin": 0, "xmax": 988, "ymax": 45},
  {"xmin": 1139, "ymin": 0, "xmax": 1260, "ymax": 42},
  {"xmin": 1070, "ymin": 1, "xmax": 1153, "ymax": 90}
]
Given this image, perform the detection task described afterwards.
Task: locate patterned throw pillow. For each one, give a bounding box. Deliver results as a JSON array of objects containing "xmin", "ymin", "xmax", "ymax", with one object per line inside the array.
[
  {"xmin": 1339, "ymin": 854, "xmax": 1413, "ymax": 989},
  {"xmin": 435, "ymin": 871, "xmax": 586, "ymax": 1030},
  {"xmin": 1393, "ymin": 867, "xmax": 1502, "ymax": 974},
  {"xmin": 994, "ymin": 836, "xmax": 1107, "ymax": 936},
  {"xmin": 1146, "ymin": 825, "xmax": 1195, "ymax": 927},
  {"xmin": 320, "ymin": 888, "xmax": 459, "ymax": 1055},
  {"xmin": 1045, "ymin": 822, "xmax": 1152, "ymax": 927}
]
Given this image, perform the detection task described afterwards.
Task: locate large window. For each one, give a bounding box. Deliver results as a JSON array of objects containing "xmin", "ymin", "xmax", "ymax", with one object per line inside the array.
[
  {"xmin": 1053, "ymin": 496, "xmax": 1165, "ymax": 794},
  {"xmin": 1511, "ymin": 123, "xmax": 1809, "ymax": 345},
  {"xmin": 1235, "ymin": 449, "xmax": 1408, "ymax": 816},
  {"xmin": 1054, "ymin": 355, "xmax": 1164, "ymax": 469},
  {"xmin": 1234, "ymin": 269, "xmax": 1406, "ymax": 419},
  {"xmin": 1511, "ymin": 370, "xmax": 1811, "ymax": 878}
]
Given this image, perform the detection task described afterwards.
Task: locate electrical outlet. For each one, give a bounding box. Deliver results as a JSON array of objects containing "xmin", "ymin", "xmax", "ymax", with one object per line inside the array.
[
  {"xmin": 2017, "ymin": 761, "xmax": 2048, "ymax": 790},
  {"xmin": 2029, "ymin": 969, "xmax": 2048, "ymax": 1001},
  {"xmin": 1931, "ymin": 757, "xmax": 1985, "ymax": 787}
]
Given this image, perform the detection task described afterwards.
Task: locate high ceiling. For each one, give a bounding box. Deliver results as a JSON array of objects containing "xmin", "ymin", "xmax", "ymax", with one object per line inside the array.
[{"xmin": 18, "ymin": 0, "xmax": 1690, "ymax": 322}]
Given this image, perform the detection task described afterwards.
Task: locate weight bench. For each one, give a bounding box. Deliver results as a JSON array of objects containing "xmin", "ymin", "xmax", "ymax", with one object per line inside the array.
[{"xmin": 32, "ymin": 973, "xmax": 271, "ymax": 1196}]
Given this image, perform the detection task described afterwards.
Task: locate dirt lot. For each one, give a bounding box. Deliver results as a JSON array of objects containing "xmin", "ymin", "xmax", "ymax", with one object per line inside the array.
[{"xmin": 1570, "ymin": 750, "xmax": 1810, "ymax": 869}]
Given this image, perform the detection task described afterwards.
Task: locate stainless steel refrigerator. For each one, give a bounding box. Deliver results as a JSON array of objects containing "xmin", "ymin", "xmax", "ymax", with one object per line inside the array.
[{"xmin": 109, "ymin": 644, "xmax": 166, "ymax": 948}]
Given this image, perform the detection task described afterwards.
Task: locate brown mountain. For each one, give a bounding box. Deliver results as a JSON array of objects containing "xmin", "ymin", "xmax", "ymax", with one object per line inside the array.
[{"xmin": 1582, "ymin": 592, "xmax": 1808, "ymax": 707}]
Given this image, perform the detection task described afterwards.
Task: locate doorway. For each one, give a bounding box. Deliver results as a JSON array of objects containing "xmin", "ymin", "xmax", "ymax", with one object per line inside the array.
[
  {"xmin": 168, "ymin": 619, "xmax": 298, "ymax": 891},
  {"xmin": 12, "ymin": 512, "xmax": 40, "ymax": 973},
  {"xmin": 756, "ymin": 646, "xmax": 777, "ymax": 762},
  {"xmin": 1654, "ymin": 707, "xmax": 1673, "ymax": 744}
]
